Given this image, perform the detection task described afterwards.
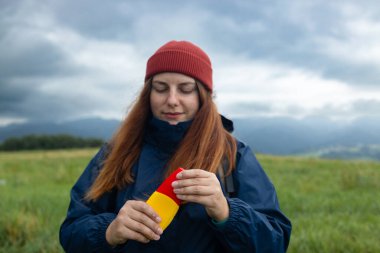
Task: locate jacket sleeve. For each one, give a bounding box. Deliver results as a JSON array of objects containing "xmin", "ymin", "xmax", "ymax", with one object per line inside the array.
[
  {"xmin": 59, "ymin": 145, "xmax": 122, "ymax": 253},
  {"xmin": 211, "ymin": 142, "xmax": 292, "ymax": 253}
]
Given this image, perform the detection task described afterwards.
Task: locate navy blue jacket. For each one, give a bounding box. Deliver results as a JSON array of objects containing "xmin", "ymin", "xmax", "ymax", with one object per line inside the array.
[{"xmin": 60, "ymin": 117, "xmax": 291, "ymax": 252}]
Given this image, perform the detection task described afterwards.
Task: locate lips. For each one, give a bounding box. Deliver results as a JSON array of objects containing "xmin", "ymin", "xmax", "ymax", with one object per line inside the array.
[{"xmin": 163, "ymin": 112, "xmax": 183, "ymax": 119}]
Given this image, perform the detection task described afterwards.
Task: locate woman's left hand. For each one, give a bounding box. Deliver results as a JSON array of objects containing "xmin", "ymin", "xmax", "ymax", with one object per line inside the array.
[{"xmin": 172, "ymin": 169, "xmax": 229, "ymax": 221}]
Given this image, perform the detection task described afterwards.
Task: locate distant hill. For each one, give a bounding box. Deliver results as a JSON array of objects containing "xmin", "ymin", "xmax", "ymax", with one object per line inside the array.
[
  {"xmin": 0, "ymin": 118, "xmax": 120, "ymax": 142},
  {"xmin": 304, "ymin": 144, "xmax": 380, "ymax": 160},
  {"xmin": 233, "ymin": 116, "xmax": 380, "ymax": 160},
  {"xmin": 1, "ymin": 116, "xmax": 379, "ymax": 160}
]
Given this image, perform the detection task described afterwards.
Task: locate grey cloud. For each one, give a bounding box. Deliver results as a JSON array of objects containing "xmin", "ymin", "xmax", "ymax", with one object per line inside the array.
[
  {"xmin": 8, "ymin": 0, "xmax": 379, "ymax": 87},
  {"xmin": 322, "ymin": 63, "xmax": 380, "ymax": 86},
  {"xmin": 351, "ymin": 99, "xmax": 380, "ymax": 115},
  {"xmin": 48, "ymin": 0, "xmax": 135, "ymax": 40},
  {"xmin": 1, "ymin": 0, "xmax": 380, "ymax": 124},
  {"xmin": 197, "ymin": 0, "xmax": 380, "ymax": 87},
  {"xmin": 48, "ymin": 0, "xmax": 192, "ymax": 42},
  {"xmin": 0, "ymin": 79, "xmax": 116, "ymax": 122},
  {"xmin": 220, "ymin": 101, "xmax": 273, "ymax": 117},
  {"xmin": 0, "ymin": 0, "xmax": 114, "ymax": 122},
  {"xmin": 0, "ymin": 82, "xmax": 36, "ymax": 113},
  {"xmin": 226, "ymin": 99, "xmax": 380, "ymax": 119},
  {"xmin": 225, "ymin": 101, "xmax": 309, "ymax": 117},
  {"xmin": 0, "ymin": 2, "xmax": 86, "ymax": 79},
  {"xmin": 311, "ymin": 99, "xmax": 380, "ymax": 119},
  {"xmin": 0, "ymin": 35, "xmax": 78, "ymax": 79},
  {"xmin": 19, "ymin": 92, "xmax": 95, "ymax": 122},
  {"xmin": 231, "ymin": 102, "xmax": 273, "ymax": 113}
]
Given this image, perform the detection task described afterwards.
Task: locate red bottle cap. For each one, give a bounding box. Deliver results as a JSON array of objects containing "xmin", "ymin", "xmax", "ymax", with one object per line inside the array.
[{"xmin": 156, "ymin": 167, "xmax": 184, "ymax": 205}]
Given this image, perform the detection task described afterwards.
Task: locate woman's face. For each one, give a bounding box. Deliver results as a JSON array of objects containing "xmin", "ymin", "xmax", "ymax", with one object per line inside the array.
[{"xmin": 150, "ymin": 72, "xmax": 200, "ymax": 125}]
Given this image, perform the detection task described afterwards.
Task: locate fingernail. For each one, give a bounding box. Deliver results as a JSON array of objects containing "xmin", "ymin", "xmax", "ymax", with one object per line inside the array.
[
  {"xmin": 157, "ymin": 228, "xmax": 163, "ymax": 235},
  {"xmin": 176, "ymin": 173, "xmax": 182, "ymax": 179},
  {"xmin": 172, "ymin": 181, "xmax": 178, "ymax": 187},
  {"xmin": 154, "ymin": 235, "xmax": 160, "ymax": 240},
  {"xmin": 156, "ymin": 216, "xmax": 161, "ymax": 222}
]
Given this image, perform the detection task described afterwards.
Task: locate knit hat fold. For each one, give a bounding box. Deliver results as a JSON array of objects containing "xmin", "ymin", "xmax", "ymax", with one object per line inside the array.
[{"xmin": 145, "ymin": 40, "xmax": 213, "ymax": 91}]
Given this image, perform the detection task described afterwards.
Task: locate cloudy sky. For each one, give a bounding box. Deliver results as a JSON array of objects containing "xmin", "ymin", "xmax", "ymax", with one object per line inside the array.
[{"xmin": 1, "ymin": 0, "xmax": 380, "ymax": 126}]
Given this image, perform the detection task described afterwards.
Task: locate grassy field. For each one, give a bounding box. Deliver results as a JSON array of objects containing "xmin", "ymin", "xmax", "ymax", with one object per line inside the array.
[{"xmin": 0, "ymin": 149, "xmax": 379, "ymax": 253}]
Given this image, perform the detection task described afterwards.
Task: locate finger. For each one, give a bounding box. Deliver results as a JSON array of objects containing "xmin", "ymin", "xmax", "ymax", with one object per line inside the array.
[
  {"xmin": 130, "ymin": 200, "xmax": 162, "ymax": 223},
  {"xmin": 124, "ymin": 227, "xmax": 151, "ymax": 244},
  {"xmin": 125, "ymin": 216, "xmax": 161, "ymax": 241},
  {"xmin": 176, "ymin": 194, "xmax": 211, "ymax": 205},
  {"xmin": 107, "ymin": 216, "xmax": 152, "ymax": 245},
  {"xmin": 172, "ymin": 177, "xmax": 210, "ymax": 188},
  {"xmin": 128, "ymin": 208, "xmax": 163, "ymax": 235},
  {"xmin": 177, "ymin": 169, "xmax": 211, "ymax": 179},
  {"xmin": 120, "ymin": 201, "xmax": 162, "ymax": 236},
  {"xmin": 173, "ymin": 185, "xmax": 214, "ymax": 196}
]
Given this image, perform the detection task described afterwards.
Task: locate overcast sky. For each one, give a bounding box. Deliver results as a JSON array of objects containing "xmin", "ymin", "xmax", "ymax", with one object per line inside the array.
[{"xmin": 1, "ymin": 0, "xmax": 380, "ymax": 125}]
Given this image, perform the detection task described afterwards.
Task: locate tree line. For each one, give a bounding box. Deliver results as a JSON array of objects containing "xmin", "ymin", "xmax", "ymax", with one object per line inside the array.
[{"xmin": 0, "ymin": 134, "xmax": 104, "ymax": 151}]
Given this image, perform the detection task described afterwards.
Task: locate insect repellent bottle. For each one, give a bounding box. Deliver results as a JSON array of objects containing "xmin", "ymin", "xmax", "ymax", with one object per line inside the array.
[{"xmin": 146, "ymin": 167, "xmax": 184, "ymax": 231}]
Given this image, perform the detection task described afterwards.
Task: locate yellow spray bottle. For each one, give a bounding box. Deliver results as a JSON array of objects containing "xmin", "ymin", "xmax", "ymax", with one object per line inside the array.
[{"xmin": 146, "ymin": 167, "xmax": 184, "ymax": 231}]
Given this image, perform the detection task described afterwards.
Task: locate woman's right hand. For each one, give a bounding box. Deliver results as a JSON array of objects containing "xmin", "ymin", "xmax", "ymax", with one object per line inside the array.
[{"xmin": 106, "ymin": 200, "xmax": 163, "ymax": 246}]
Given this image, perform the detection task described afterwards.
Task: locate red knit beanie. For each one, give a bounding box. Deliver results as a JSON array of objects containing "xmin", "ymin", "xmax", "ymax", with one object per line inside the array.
[{"xmin": 145, "ymin": 40, "xmax": 213, "ymax": 92}]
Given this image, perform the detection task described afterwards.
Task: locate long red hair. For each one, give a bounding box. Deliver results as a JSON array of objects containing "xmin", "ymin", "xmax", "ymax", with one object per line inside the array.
[{"xmin": 86, "ymin": 80, "xmax": 237, "ymax": 201}]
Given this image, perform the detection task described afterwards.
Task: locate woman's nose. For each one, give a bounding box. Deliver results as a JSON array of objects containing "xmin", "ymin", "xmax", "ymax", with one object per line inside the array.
[{"xmin": 167, "ymin": 90, "xmax": 179, "ymax": 106}]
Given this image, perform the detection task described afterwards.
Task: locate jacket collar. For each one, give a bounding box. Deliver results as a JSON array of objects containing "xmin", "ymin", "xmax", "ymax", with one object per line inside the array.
[
  {"xmin": 144, "ymin": 117, "xmax": 192, "ymax": 155},
  {"xmin": 221, "ymin": 114, "xmax": 234, "ymax": 133},
  {"xmin": 144, "ymin": 115, "xmax": 234, "ymax": 155}
]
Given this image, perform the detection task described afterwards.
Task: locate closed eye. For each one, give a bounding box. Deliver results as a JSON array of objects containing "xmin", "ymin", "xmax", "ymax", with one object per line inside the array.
[
  {"xmin": 179, "ymin": 83, "xmax": 197, "ymax": 94},
  {"xmin": 152, "ymin": 82, "xmax": 169, "ymax": 93}
]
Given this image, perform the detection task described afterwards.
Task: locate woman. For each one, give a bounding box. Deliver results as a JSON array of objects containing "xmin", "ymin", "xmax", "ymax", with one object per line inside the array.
[{"xmin": 59, "ymin": 40, "xmax": 292, "ymax": 252}]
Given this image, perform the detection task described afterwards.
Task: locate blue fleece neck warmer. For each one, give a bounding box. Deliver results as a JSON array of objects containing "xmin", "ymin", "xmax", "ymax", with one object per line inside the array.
[{"xmin": 144, "ymin": 117, "xmax": 193, "ymax": 155}]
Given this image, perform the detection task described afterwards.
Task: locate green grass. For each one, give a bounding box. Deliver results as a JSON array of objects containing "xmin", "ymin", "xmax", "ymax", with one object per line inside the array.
[
  {"xmin": 261, "ymin": 155, "xmax": 380, "ymax": 253},
  {"xmin": 0, "ymin": 149, "xmax": 99, "ymax": 253},
  {"xmin": 0, "ymin": 150, "xmax": 379, "ymax": 252}
]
